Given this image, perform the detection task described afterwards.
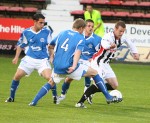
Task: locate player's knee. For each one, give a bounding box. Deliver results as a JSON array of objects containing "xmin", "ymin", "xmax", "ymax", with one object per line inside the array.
[
  {"xmin": 44, "ymin": 75, "xmax": 51, "ymax": 81},
  {"xmin": 85, "ymin": 67, "xmax": 98, "ymax": 77},
  {"xmin": 13, "ymin": 77, "xmax": 20, "ymax": 81},
  {"xmin": 112, "ymin": 83, "xmax": 118, "ymax": 89},
  {"xmin": 91, "ymin": 69, "xmax": 98, "ymax": 76},
  {"xmin": 65, "ymin": 77, "xmax": 73, "ymax": 83},
  {"xmin": 13, "ymin": 73, "xmax": 23, "ymax": 80},
  {"xmin": 48, "ymin": 78, "xmax": 55, "ymax": 86}
]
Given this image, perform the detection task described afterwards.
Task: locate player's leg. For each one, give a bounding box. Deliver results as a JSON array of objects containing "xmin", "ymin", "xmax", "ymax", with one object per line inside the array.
[
  {"xmin": 57, "ymin": 77, "xmax": 73, "ymax": 103},
  {"xmin": 5, "ymin": 68, "xmax": 26, "ymax": 102},
  {"xmin": 87, "ymin": 61, "xmax": 119, "ymax": 104},
  {"xmin": 84, "ymin": 77, "xmax": 93, "ymax": 104},
  {"xmin": 5, "ymin": 56, "xmax": 35, "ymax": 102},
  {"xmin": 84, "ymin": 77, "xmax": 91, "ymax": 92},
  {"xmin": 83, "ymin": 75, "xmax": 118, "ymax": 104},
  {"xmin": 79, "ymin": 59, "xmax": 91, "ymax": 92},
  {"xmin": 84, "ymin": 67, "xmax": 113, "ymax": 100},
  {"xmin": 29, "ymin": 78, "xmax": 55, "ymax": 106},
  {"xmin": 41, "ymin": 68, "xmax": 58, "ymax": 104},
  {"xmin": 77, "ymin": 83, "xmax": 114, "ymax": 105},
  {"xmin": 82, "ymin": 67, "xmax": 122, "ymax": 104},
  {"xmin": 51, "ymin": 84, "xmax": 58, "ymax": 104},
  {"xmin": 29, "ymin": 70, "xmax": 64, "ymax": 106},
  {"xmin": 86, "ymin": 68, "xmax": 118, "ymax": 104},
  {"xmin": 39, "ymin": 61, "xmax": 58, "ymax": 104},
  {"xmin": 77, "ymin": 84, "xmax": 98, "ymax": 105},
  {"xmin": 86, "ymin": 77, "xmax": 118, "ymax": 104},
  {"xmin": 61, "ymin": 77, "xmax": 72, "ymax": 95},
  {"xmin": 76, "ymin": 66, "xmax": 111, "ymax": 108},
  {"xmin": 105, "ymin": 77, "xmax": 118, "ymax": 89}
]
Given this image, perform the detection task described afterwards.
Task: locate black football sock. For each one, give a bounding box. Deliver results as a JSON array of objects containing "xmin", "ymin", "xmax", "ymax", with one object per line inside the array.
[
  {"xmin": 77, "ymin": 93, "xmax": 87, "ymax": 103},
  {"xmin": 77, "ymin": 83, "xmax": 114, "ymax": 103},
  {"xmin": 89, "ymin": 84, "xmax": 100, "ymax": 94},
  {"xmin": 83, "ymin": 83, "xmax": 114, "ymax": 98},
  {"xmin": 105, "ymin": 83, "xmax": 114, "ymax": 91},
  {"xmin": 92, "ymin": 83, "xmax": 114, "ymax": 93},
  {"xmin": 78, "ymin": 84, "xmax": 98, "ymax": 103}
]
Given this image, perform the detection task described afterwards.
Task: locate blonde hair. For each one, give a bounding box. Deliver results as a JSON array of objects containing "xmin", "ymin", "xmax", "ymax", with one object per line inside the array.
[{"xmin": 72, "ymin": 18, "xmax": 86, "ymax": 29}]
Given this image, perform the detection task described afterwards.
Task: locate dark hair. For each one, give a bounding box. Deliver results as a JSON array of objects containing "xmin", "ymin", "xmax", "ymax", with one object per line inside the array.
[
  {"xmin": 86, "ymin": 4, "xmax": 93, "ymax": 8},
  {"xmin": 32, "ymin": 13, "xmax": 45, "ymax": 21},
  {"xmin": 85, "ymin": 19, "xmax": 94, "ymax": 24},
  {"xmin": 115, "ymin": 21, "xmax": 126, "ymax": 29}
]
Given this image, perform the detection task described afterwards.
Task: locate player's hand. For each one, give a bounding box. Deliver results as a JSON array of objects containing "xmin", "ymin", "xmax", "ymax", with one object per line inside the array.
[
  {"xmin": 132, "ymin": 53, "xmax": 139, "ymax": 60},
  {"xmin": 110, "ymin": 43, "xmax": 116, "ymax": 49},
  {"xmin": 67, "ymin": 66, "xmax": 75, "ymax": 73},
  {"xmin": 12, "ymin": 57, "xmax": 18, "ymax": 64},
  {"xmin": 88, "ymin": 58, "xmax": 92, "ymax": 62}
]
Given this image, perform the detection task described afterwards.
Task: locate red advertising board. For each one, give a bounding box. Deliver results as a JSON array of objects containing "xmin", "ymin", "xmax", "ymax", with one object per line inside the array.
[{"xmin": 0, "ymin": 18, "xmax": 33, "ymax": 41}]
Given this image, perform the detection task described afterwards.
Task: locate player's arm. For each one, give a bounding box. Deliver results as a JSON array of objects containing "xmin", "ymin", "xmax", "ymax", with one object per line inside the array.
[
  {"xmin": 48, "ymin": 34, "xmax": 58, "ymax": 63},
  {"xmin": 67, "ymin": 50, "xmax": 81, "ymax": 73},
  {"xmin": 12, "ymin": 46, "xmax": 22, "ymax": 64},
  {"xmin": 101, "ymin": 34, "xmax": 116, "ymax": 50},
  {"xmin": 67, "ymin": 39, "xmax": 85, "ymax": 73},
  {"xmin": 48, "ymin": 44, "xmax": 54, "ymax": 64},
  {"xmin": 73, "ymin": 49, "xmax": 82, "ymax": 67},
  {"xmin": 13, "ymin": 33, "xmax": 27, "ymax": 64},
  {"xmin": 124, "ymin": 36, "xmax": 139, "ymax": 60}
]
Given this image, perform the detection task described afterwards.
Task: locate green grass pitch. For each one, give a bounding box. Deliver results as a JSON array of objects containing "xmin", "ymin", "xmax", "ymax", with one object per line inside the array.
[{"xmin": 0, "ymin": 56, "xmax": 150, "ymax": 123}]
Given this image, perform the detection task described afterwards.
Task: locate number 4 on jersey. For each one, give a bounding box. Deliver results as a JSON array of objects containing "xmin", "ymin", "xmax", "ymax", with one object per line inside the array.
[{"xmin": 61, "ymin": 38, "xmax": 69, "ymax": 51}]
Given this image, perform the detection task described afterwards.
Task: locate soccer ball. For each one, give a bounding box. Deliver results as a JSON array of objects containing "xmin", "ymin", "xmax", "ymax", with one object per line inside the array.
[{"xmin": 109, "ymin": 90, "xmax": 122, "ymax": 98}]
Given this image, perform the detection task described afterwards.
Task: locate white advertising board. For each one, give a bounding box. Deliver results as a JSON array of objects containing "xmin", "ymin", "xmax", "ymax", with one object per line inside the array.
[{"xmin": 105, "ymin": 23, "xmax": 150, "ymax": 47}]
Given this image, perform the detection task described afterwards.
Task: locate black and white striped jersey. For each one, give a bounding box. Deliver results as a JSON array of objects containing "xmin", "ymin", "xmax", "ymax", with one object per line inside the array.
[{"xmin": 92, "ymin": 32, "xmax": 138, "ymax": 65}]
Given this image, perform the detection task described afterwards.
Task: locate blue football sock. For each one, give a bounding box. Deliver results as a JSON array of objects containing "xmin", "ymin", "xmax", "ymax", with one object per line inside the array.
[
  {"xmin": 51, "ymin": 84, "xmax": 57, "ymax": 97},
  {"xmin": 10, "ymin": 80, "xmax": 20, "ymax": 99},
  {"xmin": 61, "ymin": 82, "xmax": 70, "ymax": 95},
  {"xmin": 93, "ymin": 74, "xmax": 112, "ymax": 100},
  {"xmin": 84, "ymin": 77, "xmax": 91, "ymax": 87},
  {"xmin": 31, "ymin": 83, "xmax": 51, "ymax": 104}
]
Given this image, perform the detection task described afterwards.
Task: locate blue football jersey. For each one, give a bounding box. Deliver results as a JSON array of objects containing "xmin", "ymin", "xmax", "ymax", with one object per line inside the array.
[
  {"xmin": 80, "ymin": 33, "xmax": 101, "ymax": 60},
  {"xmin": 17, "ymin": 27, "xmax": 52, "ymax": 59},
  {"xmin": 50, "ymin": 30, "xmax": 85, "ymax": 74}
]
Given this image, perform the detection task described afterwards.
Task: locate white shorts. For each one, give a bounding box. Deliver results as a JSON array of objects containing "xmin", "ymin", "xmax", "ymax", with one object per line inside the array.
[
  {"xmin": 18, "ymin": 56, "xmax": 51, "ymax": 75},
  {"xmin": 79, "ymin": 59, "xmax": 91, "ymax": 66},
  {"xmin": 91, "ymin": 59, "xmax": 116, "ymax": 80},
  {"xmin": 51, "ymin": 63, "xmax": 89, "ymax": 84}
]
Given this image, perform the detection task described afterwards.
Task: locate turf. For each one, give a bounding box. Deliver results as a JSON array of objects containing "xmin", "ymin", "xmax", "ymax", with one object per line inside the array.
[{"xmin": 0, "ymin": 56, "xmax": 150, "ymax": 123}]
